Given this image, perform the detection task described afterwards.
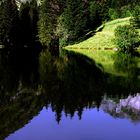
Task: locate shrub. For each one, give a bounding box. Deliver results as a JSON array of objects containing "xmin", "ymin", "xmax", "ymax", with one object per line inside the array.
[
  {"xmin": 114, "ymin": 25, "xmax": 140, "ymax": 53},
  {"xmin": 108, "ymin": 8, "xmax": 119, "ymax": 20},
  {"xmin": 120, "ymin": 5, "xmax": 132, "ymax": 18},
  {"xmin": 130, "ymin": 6, "xmax": 140, "ymax": 29},
  {"xmin": 109, "ymin": 6, "xmax": 132, "ymax": 20}
]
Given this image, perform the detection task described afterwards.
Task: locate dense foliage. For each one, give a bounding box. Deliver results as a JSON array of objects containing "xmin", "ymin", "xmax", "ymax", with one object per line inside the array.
[
  {"xmin": 130, "ymin": 5, "xmax": 140, "ymax": 29},
  {"xmin": 37, "ymin": 0, "xmax": 65, "ymax": 55},
  {"xmin": 0, "ymin": 0, "xmax": 140, "ymax": 49},
  {"xmin": 114, "ymin": 25, "xmax": 140, "ymax": 53},
  {"xmin": 0, "ymin": 0, "xmax": 19, "ymax": 45}
]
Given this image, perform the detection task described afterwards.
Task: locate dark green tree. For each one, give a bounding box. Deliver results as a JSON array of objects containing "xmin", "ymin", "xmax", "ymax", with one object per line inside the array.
[
  {"xmin": 60, "ymin": 0, "xmax": 89, "ymax": 44},
  {"xmin": 19, "ymin": 0, "xmax": 39, "ymax": 46},
  {"xmin": 29, "ymin": 0, "xmax": 39, "ymax": 44},
  {"xmin": 38, "ymin": 0, "xmax": 60, "ymax": 54},
  {"xmin": 19, "ymin": 2, "xmax": 32, "ymax": 46},
  {"xmin": 0, "ymin": 0, "xmax": 19, "ymax": 45},
  {"xmin": 88, "ymin": 0, "xmax": 101, "ymax": 30}
]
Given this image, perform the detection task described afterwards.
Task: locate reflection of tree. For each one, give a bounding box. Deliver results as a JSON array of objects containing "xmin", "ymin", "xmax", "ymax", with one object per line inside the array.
[
  {"xmin": 0, "ymin": 48, "xmax": 140, "ymax": 139},
  {"xmin": 39, "ymin": 50, "xmax": 104, "ymax": 122},
  {"xmin": 112, "ymin": 52, "xmax": 140, "ymax": 93},
  {"xmin": 114, "ymin": 52, "xmax": 138, "ymax": 74},
  {"xmin": 0, "ymin": 48, "xmax": 104, "ymax": 139},
  {"xmin": 0, "ymin": 48, "xmax": 41, "ymax": 140},
  {"xmin": 0, "ymin": 48, "xmax": 39, "ymax": 105},
  {"xmin": 0, "ymin": 92, "xmax": 45, "ymax": 140}
]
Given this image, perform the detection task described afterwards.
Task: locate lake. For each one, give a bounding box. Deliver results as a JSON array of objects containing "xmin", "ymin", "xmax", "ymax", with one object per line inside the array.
[{"xmin": 0, "ymin": 48, "xmax": 140, "ymax": 140}]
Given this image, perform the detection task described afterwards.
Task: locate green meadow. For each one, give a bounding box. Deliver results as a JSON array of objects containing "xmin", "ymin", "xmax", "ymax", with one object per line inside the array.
[
  {"xmin": 66, "ymin": 17, "xmax": 140, "ymax": 50},
  {"xmin": 66, "ymin": 17, "xmax": 140, "ymax": 76}
]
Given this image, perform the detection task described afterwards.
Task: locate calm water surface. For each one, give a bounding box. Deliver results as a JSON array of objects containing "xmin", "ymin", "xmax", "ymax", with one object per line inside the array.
[
  {"xmin": 5, "ymin": 107, "xmax": 140, "ymax": 140},
  {"xmin": 0, "ymin": 48, "xmax": 140, "ymax": 140}
]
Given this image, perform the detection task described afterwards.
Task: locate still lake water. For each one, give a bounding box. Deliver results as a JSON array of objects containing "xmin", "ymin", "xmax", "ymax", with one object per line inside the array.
[{"xmin": 0, "ymin": 48, "xmax": 140, "ymax": 140}]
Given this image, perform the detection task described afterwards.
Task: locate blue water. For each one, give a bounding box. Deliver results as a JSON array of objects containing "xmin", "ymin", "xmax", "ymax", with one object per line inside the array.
[
  {"xmin": 5, "ymin": 107, "xmax": 140, "ymax": 140},
  {"xmin": 0, "ymin": 48, "xmax": 140, "ymax": 140}
]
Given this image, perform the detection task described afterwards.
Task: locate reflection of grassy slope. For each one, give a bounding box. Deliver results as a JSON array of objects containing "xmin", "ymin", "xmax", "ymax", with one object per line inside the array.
[
  {"xmin": 67, "ymin": 49, "xmax": 140, "ymax": 77},
  {"xmin": 66, "ymin": 17, "xmax": 140, "ymax": 49},
  {"xmin": 65, "ymin": 17, "xmax": 140, "ymax": 75},
  {"xmin": 68, "ymin": 49, "xmax": 122, "ymax": 76}
]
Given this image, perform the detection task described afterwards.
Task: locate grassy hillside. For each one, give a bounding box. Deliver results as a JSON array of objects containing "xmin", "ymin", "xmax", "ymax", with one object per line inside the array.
[
  {"xmin": 66, "ymin": 17, "xmax": 140, "ymax": 50},
  {"xmin": 65, "ymin": 17, "xmax": 140, "ymax": 76}
]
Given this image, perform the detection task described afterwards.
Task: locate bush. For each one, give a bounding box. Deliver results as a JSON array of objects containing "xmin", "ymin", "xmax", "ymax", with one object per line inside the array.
[
  {"xmin": 120, "ymin": 5, "xmax": 132, "ymax": 18},
  {"xmin": 108, "ymin": 8, "xmax": 119, "ymax": 20},
  {"xmin": 130, "ymin": 6, "xmax": 140, "ymax": 29},
  {"xmin": 109, "ymin": 6, "xmax": 132, "ymax": 20},
  {"xmin": 114, "ymin": 25, "xmax": 140, "ymax": 53}
]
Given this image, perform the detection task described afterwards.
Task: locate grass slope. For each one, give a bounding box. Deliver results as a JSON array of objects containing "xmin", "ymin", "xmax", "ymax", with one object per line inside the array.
[
  {"xmin": 65, "ymin": 17, "xmax": 140, "ymax": 76},
  {"xmin": 66, "ymin": 17, "xmax": 135, "ymax": 50}
]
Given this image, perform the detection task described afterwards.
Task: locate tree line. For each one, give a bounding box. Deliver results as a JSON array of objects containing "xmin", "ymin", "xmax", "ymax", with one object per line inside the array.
[{"xmin": 0, "ymin": 0, "xmax": 139, "ymax": 52}]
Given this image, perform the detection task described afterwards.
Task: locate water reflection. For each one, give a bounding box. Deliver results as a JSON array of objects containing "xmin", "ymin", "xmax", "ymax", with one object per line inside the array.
[
  {"xmin": 114, "ymin": 52, "xmax": 139, "ymax": 80},
  {"xmin": 0, "ymin": 48, "xmax": 41, "ymax": 140},
  {"xmin": 39, "ymin": 50, "xmax": 104, "ymax": 122},
  {"xmin": 104, "ymin": 52, "xmax": 140, "ymax": 98},
  {"xmin": 0, "ymin": 48, "xmax": 139, "ymax": 139},
  {"xmin": 101, "ymin": 94, "xmax": 140, "ymax": 123}
]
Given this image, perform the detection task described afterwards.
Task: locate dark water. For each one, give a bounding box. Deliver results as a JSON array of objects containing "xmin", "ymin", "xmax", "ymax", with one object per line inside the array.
[{"xmin": 0, "ymin": 48, "xmax": 140, "ymax": 140}]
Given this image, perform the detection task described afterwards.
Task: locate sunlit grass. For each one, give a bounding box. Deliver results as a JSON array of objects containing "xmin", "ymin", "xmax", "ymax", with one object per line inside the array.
[
  {"xmin": 103, "ymin": 17, "xmax": 130, "ymax": 31},
  {"xmin": 65, "ymin": 17, "xmax": 140, "ymax": 76},
  {"xmin": 66, "ymin": 17, "xmax": 140, "ymax": 50}
]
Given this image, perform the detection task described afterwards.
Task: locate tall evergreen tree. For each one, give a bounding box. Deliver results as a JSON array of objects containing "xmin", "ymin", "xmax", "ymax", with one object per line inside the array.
[
  {"xmin": 19, "ymin": 0, "xmax": 39, "ymax": 46},
  {"xmin": 0, "ymin": 0, "xmax": 19, "ymax": 45},
  {"xmin": 38, "ymin": 0, "xmax": 60, "ymax": 54},
  {"xmin": 88, "ymin": 0, "xmax": 101, "ymax": 30},
  {"xmin": 19, "ymin": 2, "xmax": 32, "ymax": 45},
  {"xmin": 60, "ymin": 0, "xmax": 88, "ymax": 44},
  {"xmin": 30, "ymin": 0, "xmax": 39, "ymax": 43}
]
